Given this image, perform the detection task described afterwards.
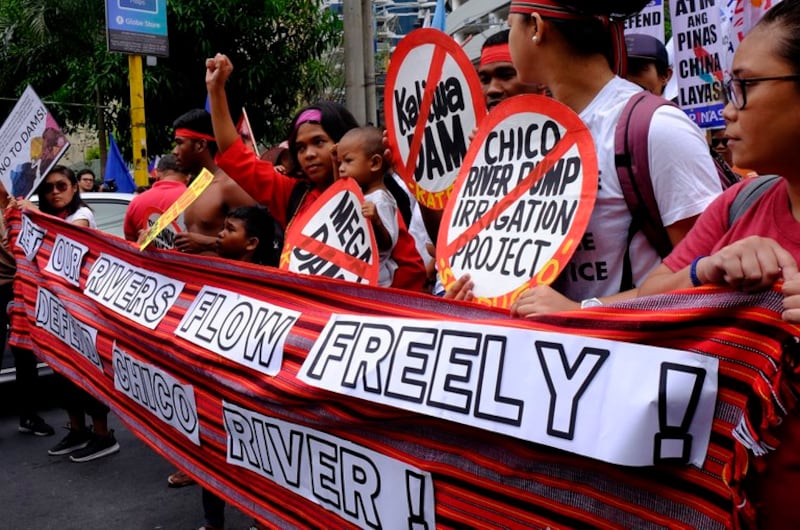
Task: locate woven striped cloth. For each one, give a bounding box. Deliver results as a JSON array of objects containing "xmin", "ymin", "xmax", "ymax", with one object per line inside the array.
[{"xmin": 8, "ymin": 209, "xmax": 797, "ymax": 529}]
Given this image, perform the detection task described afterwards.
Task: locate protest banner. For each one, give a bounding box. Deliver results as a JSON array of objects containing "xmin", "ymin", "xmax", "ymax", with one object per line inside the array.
[
  {"xmin": 437, "ymin": 95, "xmax": 598, "ymax": 308},
  {"xmin": 9, "ymin": 209, "xmax": 798, "ymax": 529},
  {"xmin": 669, "ymin": 0, "xmax": 726, "ymax": 128},
  {"xmin": 624, "ymin": 0, "xmax": 666, "ymax": 41},
  {"xmin": 139, "ymin": 167, "xmax": 213, "ymax": 250},
  {"xmin": 384, "ymin": 29, "xmax": 486, "ymax": 211},
  {"xmin": 280, "ymin": 178, "xmax": 379, "ymax": 286},
  {"xmin": 0, "ymin": 85, "xmax": 70, "ymax": 198}
]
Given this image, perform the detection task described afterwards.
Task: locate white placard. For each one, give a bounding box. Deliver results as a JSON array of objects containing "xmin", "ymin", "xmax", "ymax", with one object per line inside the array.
[
  {"xmin": 176, "ymin": 285, "xmax": 300, "ymax": 376},
  {"xmin": 223, "ymin": 401, "xmax": 436, "ymax": 529},
  {"xmin": 84, "ymin": 253, "xmax": 184, "ymax": 329},
  {"xmin": 113, "ymin": 342, "xmax": 200, "ymax": 445},
  {"xmin": 299, "ymin": 314, "xmax": 719, "ymax": 467}
]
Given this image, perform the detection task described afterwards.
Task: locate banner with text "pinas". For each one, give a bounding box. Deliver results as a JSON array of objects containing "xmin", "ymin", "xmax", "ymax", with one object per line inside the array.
[{"xmin": 9, "ymin": 208, "xmax": 797, "ymax": 529}]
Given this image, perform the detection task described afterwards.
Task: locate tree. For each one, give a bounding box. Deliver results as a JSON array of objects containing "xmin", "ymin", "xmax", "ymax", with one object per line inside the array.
[{"xmin": 0, "ymin": 0, "xmax": 342, "ymax": 160}]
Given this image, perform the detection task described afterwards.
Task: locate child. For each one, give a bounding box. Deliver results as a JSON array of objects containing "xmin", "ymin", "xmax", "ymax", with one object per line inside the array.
[
  {"xmin": 216, "ymin": 205, "xmax": 278, "ymax": 266},
  {"xmin": 336, "ymin": 126, "xmax": 399, "ymax": 287}
]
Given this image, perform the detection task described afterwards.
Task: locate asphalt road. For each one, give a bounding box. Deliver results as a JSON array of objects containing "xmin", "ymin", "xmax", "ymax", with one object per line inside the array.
[{"xmin": 0, "ymin": 381, "xmax": 253, "ymax": 530}]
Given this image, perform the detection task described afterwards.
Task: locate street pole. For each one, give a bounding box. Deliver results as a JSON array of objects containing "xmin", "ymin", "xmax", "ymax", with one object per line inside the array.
[
  {"xmin": 343, "ymin": 0, "xmax": 367, "ymax": 124},
  {"xmin": 361, "ymin": 0, "xmax": 377, "ymax": 125},
  {"xmin": 128, "ymin": 54, "xmax": 148, "ymax": 186}
]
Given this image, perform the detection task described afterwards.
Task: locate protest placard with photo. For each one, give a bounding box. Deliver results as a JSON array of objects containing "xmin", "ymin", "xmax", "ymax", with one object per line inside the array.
[{"xmin": 0, "ymin": 85, "xmax": 70, "ymax": 198}]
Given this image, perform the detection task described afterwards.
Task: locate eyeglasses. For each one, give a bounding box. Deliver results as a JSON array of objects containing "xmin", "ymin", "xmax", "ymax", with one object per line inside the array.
[
  {"xmin": 724, "ymin": 75, "xmax": 800, "ymax": 110},
  {"xmin": 711, "ymin": 137, "xmax": 728, "ymax": 148},
  {"xmin": 41, "ymin": 181, "xmax": 70, "ymax": 194}
]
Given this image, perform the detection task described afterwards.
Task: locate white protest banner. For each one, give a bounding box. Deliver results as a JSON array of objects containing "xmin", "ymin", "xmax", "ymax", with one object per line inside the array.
[
  {"xmin": 223, "ymin": 401, "xmax": 436, "ymax": 529},
  {"xmin": 44, "ymin": 234, "xmax": 90, "ymax": 287},
  {"xmin": 624, "ymin": 0, "xmax": 666, "ymax": 41},
  {"xmin": 113, "ymin": 342, "xmax": 200, "ymax": 446},
  {"xmin": 0, "ymin": 85, "xmax": 70, "ymax": 198},
  {"xmin": 437, "ymin": 95, "xmax": 597, "ymax": 308},
  {"xmin": 35, "ymin": 286, "xmax": 102, "ymax": 371},
  {"xmin": 16, "ymin": 213, "xmax": 46, "ymax": 261},
  {"xmin": 280, "ymin": 178, "xmax": 379, "ymax": 286},
  {"xmin": 384, "ymin": 28, "xmax": 487, "ymax": 210},
  {"xmin": 84, "ymin": 253, "xmax": 185, "ymax": 329},
  {"xmin": 669, "ymin": 0, "xmax": 726, "ymax": 128},
  {"xmin": 299, "ymin": 314, "xmax": 719, "ymax": 468},
  {"xmin": 175, "ymin": 285, "xmax": 300, "ymax": 377}
]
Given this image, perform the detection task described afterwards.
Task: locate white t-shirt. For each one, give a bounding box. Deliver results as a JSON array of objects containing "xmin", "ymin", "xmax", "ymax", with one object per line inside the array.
[
  {"xmin": 365, "ymin": 188, "xmax": 399, "ymax": 287},
  {"xmin": 552, "ymin": 76, "xmax": 721, "ymax": 300},
  {"xmin": 67, "ymin": 206, "xmax": 97, "ymax": 229}
]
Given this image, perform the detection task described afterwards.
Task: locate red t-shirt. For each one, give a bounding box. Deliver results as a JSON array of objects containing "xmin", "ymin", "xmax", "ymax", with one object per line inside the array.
[
  {"xmin": 665, "ymin": 176, "xmax": 800, "ymax": 528},
  {"xmin": 123, "ymin": 180, "xmax": 187, "ymax": 241}
]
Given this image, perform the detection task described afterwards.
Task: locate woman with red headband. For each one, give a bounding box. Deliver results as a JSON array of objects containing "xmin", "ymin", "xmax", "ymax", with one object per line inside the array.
[{"xmin": 506, "ymin": 0, "xmax": 723, "ymax": 316}]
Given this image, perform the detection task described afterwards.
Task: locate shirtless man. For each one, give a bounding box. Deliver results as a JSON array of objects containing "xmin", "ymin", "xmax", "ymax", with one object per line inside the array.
[{"xmin": 171, "ymin": 109, "xmax": 256, "ymax": 255}]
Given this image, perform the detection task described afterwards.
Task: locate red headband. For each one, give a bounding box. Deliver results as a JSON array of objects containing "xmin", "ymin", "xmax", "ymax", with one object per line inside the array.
[
  {"xmin": 174, "ymin": 128, "xmax": 216, "ymax": 142},
  {"xmin": 509, "ymin": 0, "xmax": 628, "ymax": 76},
  {"xmin": 480, "ymin": 43, "xmax": 513, "ymax": 67}
]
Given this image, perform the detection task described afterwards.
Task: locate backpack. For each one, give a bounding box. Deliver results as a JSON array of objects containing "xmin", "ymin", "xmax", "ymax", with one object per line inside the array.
[
  {"xmin": 727, "ymin": 174, "xmax": 781, "ymax": 227},
  {"xmin": 614, "ymin": 91, "xmax": 741, "ymax": 289}
]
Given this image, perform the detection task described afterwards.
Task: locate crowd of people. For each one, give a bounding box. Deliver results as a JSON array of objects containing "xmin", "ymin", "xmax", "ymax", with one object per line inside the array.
[{"xmin": 3, "ymin": 0, "xmax": 800, "ymax": 527}]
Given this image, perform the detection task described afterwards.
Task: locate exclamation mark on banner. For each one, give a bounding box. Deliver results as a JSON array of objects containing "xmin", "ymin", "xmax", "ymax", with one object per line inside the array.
[
  {"xmin": 405, "ymin": 470, "xmax": 429, "ymax": 530},
  {"xmin": 653, "ymin": 362, "xmax": 706, "ymax": 464}
]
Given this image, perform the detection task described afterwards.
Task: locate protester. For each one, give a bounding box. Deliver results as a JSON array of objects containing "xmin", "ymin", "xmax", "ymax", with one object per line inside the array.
[
  {"xmin": 205, "ymin": 54, "xmax": 426, "ymax": 291},
  {"xmin": 487, "ymin": 0, "xmax": 722, "ymax": 315},
  {"xmin": 478, "ymin": 29, "xmax": 548, "ymax": 110},
  {"xmin": 336, "ymin": 126, "xmax": 399, "ymax": 286},
  {"xmin": 635, "ymin": 3, "xmax": 800, "ymax": 525},
  {"xmin": 123, "ymin": 154, "xmax": 189, "ymax": 242},
  {"xmin": 171, "ymin": 109, "xmax": 257, "ymax": 255},
  {"xmin": 76, "ymin": 168, "xmax": 97, "ymax": 193},
  {"xmin": 624, "ymin": 33, "xmax": 672, "ymax": 96},
  {"xmin": 11, "ymin": 166, "xmax": 118, "ymax": 461}
]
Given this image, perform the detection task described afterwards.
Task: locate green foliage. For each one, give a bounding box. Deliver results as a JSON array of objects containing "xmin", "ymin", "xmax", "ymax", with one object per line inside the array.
[{"xmin": 0, "ymin": 0, "xmax": 343, "ymax": 159}]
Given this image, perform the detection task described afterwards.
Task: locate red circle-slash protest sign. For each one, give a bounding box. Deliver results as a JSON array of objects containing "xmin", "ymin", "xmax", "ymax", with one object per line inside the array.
[
  {"xmin": 280, "ymin": 178, "xmax": 379, "ymax": 286},
  {"xmin": 384, "ymin": 29, "xmax": 487, "ymax": 211},
  {"xmin": 437, "ymin": 95, "xmax": 598, "ymax": 308}
]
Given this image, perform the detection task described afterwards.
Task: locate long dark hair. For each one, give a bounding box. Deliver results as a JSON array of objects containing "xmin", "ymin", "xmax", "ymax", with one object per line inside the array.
[{"xmin": 36, "ymin": 165, "xmax": 89, "ymax": 217}]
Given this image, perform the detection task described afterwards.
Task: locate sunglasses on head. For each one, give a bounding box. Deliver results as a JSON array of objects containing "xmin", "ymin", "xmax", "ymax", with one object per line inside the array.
[
  {"xmin": 711, "ymin": 137, "xmax": 728, "ymax": 148},
  {"xmin": 41, "ymin": 181, "xmax": 70, "ymax": 193}
]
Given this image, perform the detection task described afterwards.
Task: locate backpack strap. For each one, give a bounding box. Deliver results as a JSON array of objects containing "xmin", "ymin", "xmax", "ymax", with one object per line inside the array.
[
  {"xmin": 614, "ymin": 91, "xmax": 676, "ymax": 260},
  {"xmin": 727, "ymin": 175, "xmax": 781, "ymax": 227}
]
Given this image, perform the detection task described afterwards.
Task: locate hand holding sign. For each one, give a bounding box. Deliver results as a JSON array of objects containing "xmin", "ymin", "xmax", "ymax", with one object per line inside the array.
[
  {"xmin": 384, "ymin": 29, "xmax": 486, "ymax": 211},
  {"xmin": 437, "ymin": 95, "xmax": 598, "ymax": 308}
]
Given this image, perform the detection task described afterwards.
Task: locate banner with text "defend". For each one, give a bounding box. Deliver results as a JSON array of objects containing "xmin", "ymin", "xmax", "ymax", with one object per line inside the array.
[{"xmin": 10, "ymin": 209, "xmax": 798, "ymax": 529}]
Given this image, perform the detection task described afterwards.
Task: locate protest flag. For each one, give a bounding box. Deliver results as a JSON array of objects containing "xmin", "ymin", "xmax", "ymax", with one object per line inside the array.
[
  {"xmin": 236, "ymin": 107, "xmax": 259, "ymax": 156},
  {"xmin": 105, "ymin": 134, "xmax": 136, "ymax": 193},
  {"xmin": 431, "ymin": 0, "xmax": 446, "ymax": 32}
]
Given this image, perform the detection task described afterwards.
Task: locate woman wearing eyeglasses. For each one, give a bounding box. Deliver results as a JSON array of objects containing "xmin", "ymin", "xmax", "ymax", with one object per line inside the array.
[{"xmin": 639, "ymin": 2, "xmax": 800, "ymax": 526}]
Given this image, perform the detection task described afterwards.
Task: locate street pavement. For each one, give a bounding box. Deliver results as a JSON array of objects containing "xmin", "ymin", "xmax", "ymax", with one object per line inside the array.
[{"xmin": 0, "ymin": 383, "xmax": 253, "ymax": 530}]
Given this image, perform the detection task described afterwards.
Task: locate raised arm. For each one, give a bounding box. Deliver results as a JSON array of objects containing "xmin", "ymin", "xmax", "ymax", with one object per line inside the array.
[{"xmin": 206, "ymin": 54, "xmax": 239, "ymax": 154}]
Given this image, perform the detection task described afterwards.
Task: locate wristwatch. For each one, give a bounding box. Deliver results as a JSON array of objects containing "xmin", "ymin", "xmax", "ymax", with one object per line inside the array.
[{"xmin": 580, "ymin": 297, "xmax": 603, "ymax": 309}]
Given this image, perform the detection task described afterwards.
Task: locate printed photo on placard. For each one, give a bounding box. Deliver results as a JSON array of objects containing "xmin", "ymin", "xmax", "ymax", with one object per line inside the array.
[
  {"xmin": 437, "ymin": 95, "xmax": 598, "ymax": 308},
  {"xmin": 384, "ymin": 29, "xmax": 486, "ymax": 210}
]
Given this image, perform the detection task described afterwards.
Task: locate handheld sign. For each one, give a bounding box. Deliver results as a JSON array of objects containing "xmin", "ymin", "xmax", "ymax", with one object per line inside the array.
[
  {"xmin": 280, "ymin": 178, "xmax": 379, "ymax": 286},
  {"xmin": 0, "ymin": 85, "xmax": 70, "ymax": 199},
  {"xmin": 139, "ymin": 168, "xmax": 214, "ymax": 250},
  {"xmin": 384, "ymin": 29, "xmax": 486, "ymax": 211},
  {"xmin": 437, "ymin": 95, "xmax": 598, "ymax": 308}
]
